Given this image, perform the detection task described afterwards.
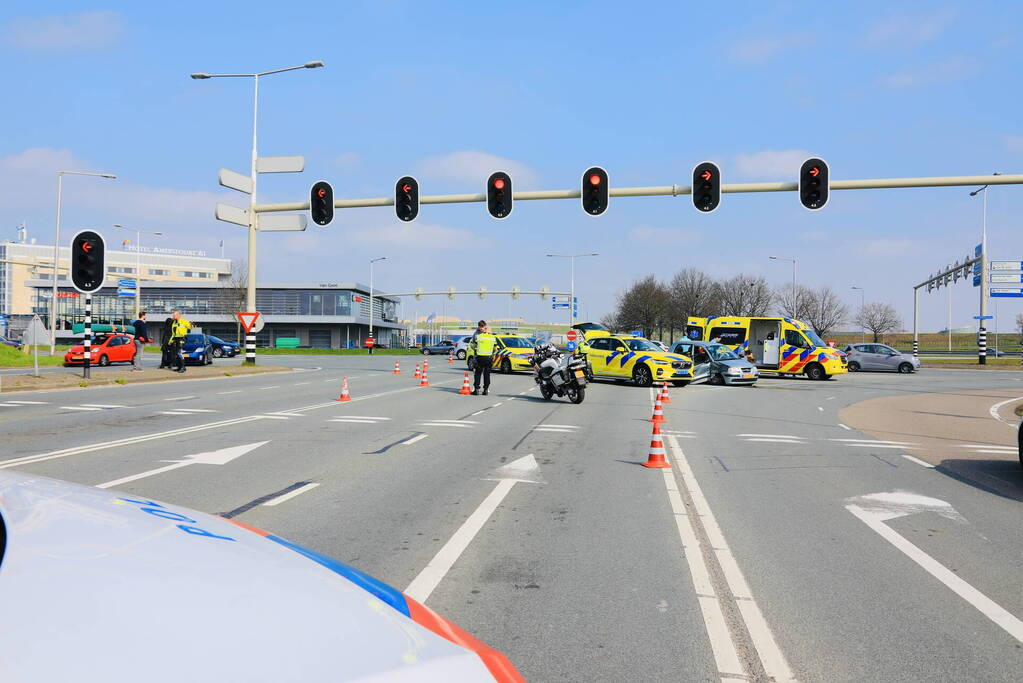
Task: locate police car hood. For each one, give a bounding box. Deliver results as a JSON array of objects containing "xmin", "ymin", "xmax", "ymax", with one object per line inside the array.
[{"xmin": 0, "ymin": 471, "xmax": 500, "ymax": 683}]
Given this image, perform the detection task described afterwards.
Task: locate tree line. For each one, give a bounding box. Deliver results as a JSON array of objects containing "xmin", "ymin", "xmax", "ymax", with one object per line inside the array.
[{"xmin": 601, "ymin": 268, "xmax": 902, "ymax": 343}]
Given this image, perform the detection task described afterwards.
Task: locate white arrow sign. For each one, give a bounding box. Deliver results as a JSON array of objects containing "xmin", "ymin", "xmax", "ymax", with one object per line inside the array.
[
  {"xmin": 96, "ymin": 441, "xmax": 269, "ymax": 490},
  {"xmin": 259, "ymin": 214, "xmax": 308, "ymax": 232},
  {"xmin": 257, "ymin": 155, "xmax": 305, "ymax": 174},
  {"xmin": 218, "ymin": 168, "xmax": 253, "ymax": 194},
  {"xmin": 216, "ymin": 202, "xmax": 249, "ymax": 227},
  {"xmin": 847, "ymin": 491, "xmax": 1023, "ymax": 645},
  {"xmin": 405, "ymin": 454, "xmax": 541, "ymax": 603}
]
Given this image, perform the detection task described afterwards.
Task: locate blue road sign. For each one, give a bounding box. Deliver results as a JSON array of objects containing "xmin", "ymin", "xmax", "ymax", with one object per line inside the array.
[
  {"xmin": 974, "ymin": 315, "xmax": 994, "ymax": 319},
  {"xmin": 989, "ymin": 290, "xmax": 1023, "ymax": 298},
  {"xmin": 117, "ymin": 279, "xmax": 136, "ymax": 288},
  {"xmin": 566, "ymin": 341, "xmax": 577, "ymax": 351},
  {"xmin": 631, "ymin": 329, "xmax": 643, "ymax": 336},
  {"xmin": 117, "ymin": 288, "xmax": 135, "ymax": 297},
  {"xmin": 552, "ymin": 303, "xmax": 570, "ymax": 309}
]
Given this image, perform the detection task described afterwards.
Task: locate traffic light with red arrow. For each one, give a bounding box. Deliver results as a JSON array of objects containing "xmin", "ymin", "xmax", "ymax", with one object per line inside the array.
[
  {"xmin": 70, "ymin": 230, "xmax": 106, "ymax": 293},
  {"xmin": 395, "ymin": 176, "xmax": 419, "ymax": 222},
  {"xmin": 692, "ymin": 161, "xmax": 721, "ymax": 212},
  {"xmin": 799, "ymin": 158, "xmax": 829, "ymax": 210},
  {"xmin": 310, "ymin": 181, "xmax": 334, "ymax": 225}
]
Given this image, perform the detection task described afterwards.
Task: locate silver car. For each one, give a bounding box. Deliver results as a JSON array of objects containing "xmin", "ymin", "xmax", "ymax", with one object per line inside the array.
[
  {"xmin": 843, "ymin": 343, "xmax": 921, "ymax": 373},
  {"xmin": 670, "ymin": 340, "xmax": 759, "ymax": 385}
]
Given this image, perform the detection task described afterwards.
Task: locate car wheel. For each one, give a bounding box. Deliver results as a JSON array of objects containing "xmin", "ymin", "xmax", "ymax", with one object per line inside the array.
[
  {"xmin": 456, "ymin": 350, "xmax": 466, "ymax": 360},
  {"xmin": 501, "ymin": 359, "xmax": 512, "ymax": 374},
  {"xmin": 212, "ymin": 347, "xmax": 223, "ymax": 358},
  {"xmin": 632, "ymin": 363, "xmax": 653, "ymax": 387},
  {"xmin": 708, "ymin": 373, "xmax": 725, "ymax": 385},
  {"xmin": 804, "ymin": 363, "xmax": 826, "ymax": 381},
  {"xmin": 898, "ymin": 362, "xmax": 914, "ymax": 374},
  {"xmin": 848, "ymin": 361, "xmax": 861, "ymax": 372},
  {"xmin": 98, "ymin": 354, "xmax": 110, "ymax": 367},
  {"xmin": 422, "ymin": 348, "xmax": 430, "ymax": 355}
]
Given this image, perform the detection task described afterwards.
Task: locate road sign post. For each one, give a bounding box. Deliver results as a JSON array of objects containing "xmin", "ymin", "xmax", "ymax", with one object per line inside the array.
[{"xmin": 236, "ymin": 312, "xmax": 262, "ymax": 362}]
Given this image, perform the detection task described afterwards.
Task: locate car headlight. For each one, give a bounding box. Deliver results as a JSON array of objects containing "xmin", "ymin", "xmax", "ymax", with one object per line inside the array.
[{"xmin": 727, "ymin": 367, "xmax": 742, "ymax": 375}]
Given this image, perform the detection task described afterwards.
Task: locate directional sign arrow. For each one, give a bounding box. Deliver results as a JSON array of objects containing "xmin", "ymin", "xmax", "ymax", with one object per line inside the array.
[
  {"xmin": 846, "ymin": 491, "xmax": 1023, "ymax": 644},
  {"xmin": 700, "ymin": 169, "xmax": 712, "ymax": 181},
  {"xmin": 405, "ymin": 454, "xmax": 541, "ymax": 602},
  {"xmin": 97, "ymin": 441, "xmax": 269, "ymax": 490},
  {"xmin": 82, "ymin": 241, "xmax": 93, "ymax": 253},
  {"xmin": 809, "ymin": 166, "xmax": 820, "ymax": 177}
]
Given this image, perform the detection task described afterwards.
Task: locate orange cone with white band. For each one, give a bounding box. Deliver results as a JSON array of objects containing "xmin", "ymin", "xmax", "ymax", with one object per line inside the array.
[
  {"xmin": 459, "ymin": 372, "xmax": 472, "ymax": 395},
  {"xmin": 642, "ymin": 422, "xmax": 670, "ymax": 468},
  {"xmin": 649, "ymin": 395, "xmax": 666, "ymax": 423},
  {"xmin": 448, "ymin": 350, "xmax": 454, "ymax": 364},
  {"xmin": 424, "ymin": 358, "xmax": 429, "ymax": 373},
  {"xmin": 337, "ymin": 376, "xmax": 352, "ymax": 402},
  {"xmin": 393, "ymin": 360, "xmax": 401, "ymax": 375},
  {"xmin": 414, "ymin": 363, "xmax": 421, "ymax": 379},
  {"xmin": 660, "ymin": 381, "xmax": 671, "ymax": 404},
  {"xmin": 420, "ymin": 367, "xmax": 429, "ymax": 387}
]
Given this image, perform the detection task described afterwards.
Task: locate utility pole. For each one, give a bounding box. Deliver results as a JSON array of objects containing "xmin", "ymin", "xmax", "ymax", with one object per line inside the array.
[
  {"xmin": 546, "ymin": 253, "xmax": 598, "ymax": 327},
  {"xmin": 368, "ymin": 256, "xmax": 386, "ymax": 353},
  {"xmin": 970, "ymin": 174, "xmax": 1000, "ymax": 364}
]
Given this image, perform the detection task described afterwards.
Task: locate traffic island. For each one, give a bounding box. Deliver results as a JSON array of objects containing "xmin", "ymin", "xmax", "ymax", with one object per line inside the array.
[{"xmin": 0, "ymin": 363, "xmax": 294, "ymax": 394}]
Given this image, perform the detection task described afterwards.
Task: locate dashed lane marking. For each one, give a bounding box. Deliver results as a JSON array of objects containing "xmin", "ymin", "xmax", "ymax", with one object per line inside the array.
[
  {"xmin": 79, "ymin": 404, "xmax": 126, "ymax": 409},
  {"xmin": 902, "ymin": 455, "xmax": 936, "ymax": 468},
  {"xmin": 61, "ymin": 406, "xmax": 102, "ymax": 411},
  {"xmin": 216, "ymin": 390, "xmax": 241, "ymax": 395},
  {"xmin": 403, "ymin": 433, "xmax": 429, "ymax": 446},
  {"xmin": 419, "ymin": 421, "xmax": 475, "ymax": 428},
  {"xmin": 838, "ymin": 423, "xmax": 852, "ymax": 430},
  {"xmin": 163, "ymin": 396, "xmax": 195, "ymax": 401},
  {"xmin": 263, "ymin": 482, "xmax": 320, "ymax": 507},
  {"xmin": 2, "ymin": 400, "xmax": 49, "ymax": 405}
]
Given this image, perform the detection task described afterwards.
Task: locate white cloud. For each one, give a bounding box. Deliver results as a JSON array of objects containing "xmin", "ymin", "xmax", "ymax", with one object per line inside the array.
[
  {"xmin": 627, "ymin": 226, "xmax": 699, "ymax": 246},
  {"xmin": 879, "ymin": 56, "xmax": 975, "ymax": 89},
  {"xmin": 2, "ymin": 11, "xmax": 124, "ymax": 51},
  {"xmin": 734, "ymin": 149, "xmax": 812, "ymax": 180},
  {"xmin": 349, "ymin": 223, "xmax": 491, "ymax": 250},
  {"xmin": 416, "ymin": 151, "xmax": 539, "ymax": 189},
  {"xmin": 863, "ymin": 7, "xmax": 956, "ymax": 48},
  {"xmin": 728, "ymin": 33, "xmax": 813, "ymax": 64}
]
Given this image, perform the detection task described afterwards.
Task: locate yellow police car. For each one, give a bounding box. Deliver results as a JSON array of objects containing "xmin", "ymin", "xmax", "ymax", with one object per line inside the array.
[
  {"xmin": 577, "ymin": 333, "xmax": 694, "ymax": 386},
  {"xmin": 466, "ymin": 334, "xmax": 535, "ymax": 373}
]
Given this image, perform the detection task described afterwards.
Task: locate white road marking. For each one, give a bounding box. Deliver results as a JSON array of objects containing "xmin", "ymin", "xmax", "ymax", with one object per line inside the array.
[
  {"xmin": 532, "ymin": 427, "xmax": 575, "ymax": 433},
  {"xmin": 97, "ymin": 442, "xmax": 268, "ymax": 489},
  {"xmin": 817, "ymin": 406, "xmax": 824, "ymax": 412},
  {"xmin": 901, "ymin": 455, "xmax": 936, "ymax": 468},
  {"xmin": 988, "ymin": 395, "xmax": 1023, "ymax": 427},
  {"xmin": 847, "ymin": 493, "xmax": 1023, "ymax": 646},
  {"xmin": 539, "ymin": 424, "xmax": 579, "ymax": 429},
  {"xmin": 470, "ymin": 410, "xmax": 486, "ymax": 416},
  {"xmin": 259, "ymin": 415, "xmax": 291, "ymax": 420},
  {"xmin": 419, "ymin": 422, "xmax": 474, "ymax": 428},
  {"xmin": 156, "ymin": 411, "xmax": 190, "ymax": 415},
  {"xmin": 163, "ymin": 396, "xmax": 195, "ymax": 401},
  {"xmin": 737, "ymin": 433, "xmax": 800, "ymax": 439},
  {"xmin": 426, "ymin": 419, "xmax": 479, "ymax": 424},
  {"xmin": 216, "ymin": 390, "xmax": 242, "ymax": 395},
  {"xmin": 838, "ymin": 423, "xmax": 852, "ymax": 430},
  {"xmin": 825, "ymin": 396, "xmax": 835, "ymax": 401},
  {"xmin": 742, "ymin": 437, "xmax": 805, "ymax": 444},
  {"xmin": 172, "ymin": 408, "xmax": 218, "ymax": 413},
  {"xmin": 403, "ymin": 434, "xmax": 429, "ymax": 446},
  {"xmin": 958, "ymin": 444, "xmax": 1016, "ymax": 450},
  {"xmin": 405, "ymin": 455, "xmax": 540, "ymax": 603},
  {"xmin": 61, "ymin": 406, "xmax": 101, "ymax": 411},
  {"xmin": 80, "ymin": 404, "xmax": 125, "ymax": 409},
  {"xmin": 259, "ymin": 385, "xmax": 280, "ymax": 390},
  {"xmin": 265, "ymin": 412, "xmax": 305, "ymax": 417},
  {"xmin": 263, "ymin": 482, "xmax": 320, "ymax": 506},
  {"xmin": 293, "ymin": 382, "xmax": 310, "ymax": 386},
  {"xmin": 970, "ymin": 448, "xmax": 1019, "ymax": 455},
  {"xmin": 2, "ymin": 400, "xmax": 48, "ymax": 405},
  {"xmin": 846, "ymin": 443, "xmax": 918, "ymax": 450},
  {"xmin": 665, "ymin": 435, "xmax": 795, "ymax": 682},
  {"xmin": 329, "ymin": 417, "xmax": 389, "ymax": 424},
  {"xmin": 491, "ymin": 402, "xmax": 502, "ymax": 407},
  {"xmin": 830, "ymin": 438, "xmax": 915, "ymax": 445}
]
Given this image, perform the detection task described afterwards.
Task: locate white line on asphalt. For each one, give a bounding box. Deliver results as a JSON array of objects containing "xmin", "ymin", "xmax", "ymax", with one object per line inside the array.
[
  {"xmin": 970, "ymin": 448, "xmax": 1019, "ymax": 455},
  {"xmin": 540, "ymin": 424, "xmax": 579, "ymax": 429},
  {"xmin": 329, "ymin": 417, "xmax": 389, "ymax": 423},
  {"xmin": 172, "ymin": 408, "xmax": 217, "ymax": 413},
  {"xmin": 259, "ymin": 385, "xmax": 280, "ymax": 390},
  {"xmin": 988, "ymin": 395, "xmax": 1023, "ymax": 427},
  {"xmin": 470, "ymin": 410, "xmax": 486, "ymax": 416},
  {"xmin": 958, "ymin": 444, "xmax": 1016, "ymax": 450},
  {"xmin": 80, "ymin": 404, "xmax": 125, "ymax": 409},
  {"xmin": 156, "ymin": 411, "xmax": 190, "ymax": 415},
  {"xmin": 901, "ymin": 455, "xmax": 936, "ymax": 468},
  {"xmin": 532, "ymin": 427, "xmax": 575, "ymax": 433},
  {"xmin": 427, "ymin": 419, "xmax": 479, "ymax": 424},
  {"xmin": 163, "ymin": 396, "xmax": 195, "ymax": 401},
  {"xmin": 265, "ymin": 412, "xmax": 305, "ymax": 417},
  {"xmin": 259, "ymin": 415, "xmax": 291, "ymax": 420},
  {"xmin": 847, "ymin": 503, "xmax": 1023, "ymax": 646},
  {"xmin": 97, "ymin": 462, "xmax": 190, "ymax": 489},
  {"xmin": 737, "ymin": 433, "xmax": 801, "ymax": 439},
  {"xmin": 263, "ymin": 482, "xmax": 320, "ymax": 506},
  {"xmin": 825, "ymin": 396, "xmax": 835, "ymax": 400},
  {"xmin": 293, "ymin": 382, "xmax": 310, "ymax": 386},
  {"xmin": 419, "ymin": 422, "xmax": 474, "ymax": 428},
  {"xmin": 61, "ymin": 406, "xmax": 101, "ymax": 411},
  {"xmin": 742, "ymin": 437, "xmax": 805, "ymax": 444},
  {"xmin": 3, "ymin": 400, "xmax": 48, "ymax": 405},
  {"xmin": 817, "ymin": 406, "xmax": 824, "ymax": 412},
  {"xmin": 492, "ymin": 402, "xmax": 502, "ymax": 407},
  {"xmin": 829, "ymin": 438, "xmax": 914, "ymax": 445},
  {"xmin": 839, "ymin": 423, "xmax": 852, "ymax": 430},
  {"xmin": 665, "ymin": 435, "xmax": 795, "ymax": 682},
  {"xmin": 846, "ymin": 443, "xmax": 919, "ymax": 449},
  {"xmin": 216, "ymin": 390, "xmax": 242, "ymax": 395},
  {"xmin": 403, "ymin": 434, "xmax": 429, "ymax": 446}
]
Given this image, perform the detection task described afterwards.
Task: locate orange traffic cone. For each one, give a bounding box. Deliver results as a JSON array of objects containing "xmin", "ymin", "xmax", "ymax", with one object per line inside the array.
[
  {"xmin": 414, "ymin": 363, "xmax": 421, "ymax": 379},
  {"xmin": 650, "ymin": 395, "xmax": 666, "ymax": 423},
  {"xmin": 393, "ymin": 360, "xmax": 401, "ymax": 375},
  {"xmin": 643, "ymin": 422, "xmax": 671, "ymax": 468},
  {"xmin": 660, "ymin": 381, "xmax": 672, "ymax": 404},
  {"xmin": 420, "ymin": 367, "xmax": 430, "ymax": 387},
  {"xmin": 448, "ymin": 350, "xmax": 454, "ymax": 364},
  {"xmin": 423, "ymin": 358, "xmax": 430, "ymax": 373},
  {"xmin": 459, "ymin": 372, "xmax": 472, "ymax": 395},
  {"xmin": 337, "ymin": 376, "xmax": 353, "ymax": 402}
]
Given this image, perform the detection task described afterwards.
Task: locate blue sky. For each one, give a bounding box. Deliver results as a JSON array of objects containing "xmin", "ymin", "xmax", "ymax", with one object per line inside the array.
[{"xmin": 2, "ymin": 2, "xmax": 1022, "ymax": 333}]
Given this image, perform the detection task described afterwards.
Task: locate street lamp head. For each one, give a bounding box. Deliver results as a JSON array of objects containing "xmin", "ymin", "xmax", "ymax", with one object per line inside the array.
[
  {"xmin": 190, "ymin": 72, "xmax": 212, "ymax": 80},
  {"xmin": 100, "ymin": 173, "xmax": 117, "ymax": 179},
  {"xmin": 304, "ymin": 61, "xmax": 325, "ymax": 69}
]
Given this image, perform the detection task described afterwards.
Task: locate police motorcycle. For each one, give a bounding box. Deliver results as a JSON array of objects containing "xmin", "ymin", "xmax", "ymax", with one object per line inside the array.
[{"xmin": 531, "ymin": 342, "xmax": 588, "ymax": 404}]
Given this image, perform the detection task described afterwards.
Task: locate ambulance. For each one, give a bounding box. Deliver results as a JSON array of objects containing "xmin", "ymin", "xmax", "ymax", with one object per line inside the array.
[{"xmin": 684, "ymin": 315, "xmax": 847, "ymax": 380}]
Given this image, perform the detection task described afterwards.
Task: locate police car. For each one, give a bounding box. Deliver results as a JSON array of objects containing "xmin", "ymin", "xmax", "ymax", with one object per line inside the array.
[
  {"xmin": 0, "ymin": 471, "xmax": 522, "ymax": 682},
  {"xmin": 576, "ymin": 333, "xmax": 694, "ymax": 386},
  {"xmin": 466, "ymin": 334, "xmax": 535, "ymax": 373}
]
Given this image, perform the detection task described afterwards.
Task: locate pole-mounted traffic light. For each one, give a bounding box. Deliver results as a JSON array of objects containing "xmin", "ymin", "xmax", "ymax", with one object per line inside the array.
[
  {"xmin": 581, "ymin": 167, "xmax": 609, "ymax": 216},
  {"xmin": 70, "ymin": 230, "xmax": 106, "ymax": 293},
  {"xmin": 487, "ymin": 172, "xmax": 512, "ymax": 219},
  {"xmin": 395, "ymin": 176, "xmax": 419, "ymax": 222},
  {"xmin": 692, "ymin": 162, "xmax": 721, "ymax": 212},
  {"xmin": 799, "ymin": 158, "xmax": 829, "ymax": 210},
  {"xmin": 310, "ymin": 181, "xmax": 334, "ymax": 225}
]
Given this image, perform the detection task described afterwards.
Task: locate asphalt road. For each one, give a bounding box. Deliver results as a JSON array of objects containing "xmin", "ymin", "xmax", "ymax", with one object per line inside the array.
[{"xmin": 2, "ymin": 356, "xmax": 1022, "ymax": 682}]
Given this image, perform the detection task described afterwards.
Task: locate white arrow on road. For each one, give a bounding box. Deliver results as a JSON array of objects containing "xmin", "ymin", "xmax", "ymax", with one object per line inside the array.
[
  {"xmin": 97, "ymin": 442, "xmax": 269, "ymax": 490},
  {"xmin": 405, "ymin": 454, "xmax": 541, "ymax": 604},
  {"xmin": 847, "ymin": 490, "xmax": 1023, "ymax": 645}
]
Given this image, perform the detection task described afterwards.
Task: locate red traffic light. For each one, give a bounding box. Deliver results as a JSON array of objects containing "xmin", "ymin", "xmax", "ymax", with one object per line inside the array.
[
  {"xmin": 317, "ymin": 188, "xmax": 327, "ymax": 198},
  {"xmin": 589, "ymin": 173, "xmax": 602, "ymax": 186},
  {"xmin": 81, "ymin": 241, "xmax": 93, "ymax": 253},
  {"xmin": 493, "ymin": 177, "xmax": 506, "ymax": 190},
  {"xmin": 402, "ymin": 183, "xmax": 412, "ymax": 193},
  {"xmin": 809, "ymin": 166, "xmax": 820, "ymax": 177},
  {"xmin": 700, "ymin": 169, "xmax": 713, "ymax": 181}
]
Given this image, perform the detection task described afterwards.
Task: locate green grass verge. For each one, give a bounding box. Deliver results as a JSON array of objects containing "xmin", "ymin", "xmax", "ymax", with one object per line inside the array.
[{"xmin": 0, "ymin": 345, "xmax": 65, "ymax": 367}]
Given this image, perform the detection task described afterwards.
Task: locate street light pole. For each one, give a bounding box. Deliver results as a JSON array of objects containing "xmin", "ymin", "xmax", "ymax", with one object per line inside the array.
[
  {"xmin": 113, "ymin": 224, "xmax": 162, "ymax": 319},
  {"xmin": 970, "ymin": 173, "xmax": 999, "ymax": 365},
  {"xmin": 769, "ymin": 256, "xmax": 797, "ymax": 304},
  {"xmin": 851, "ymin": 286, "xmax": 864, "ymax": 342},
  {"xmin": 369, "ymin": 256, "xmax": 386, "ymax": 354},
  {"xmin": 50, "ymin": 170, "xmax": 116, "ymax": 354},
  {"xmin": 546, "ymin": 253, "xmax": 598, "ymax": 328},
  {"xmin": 191, "ymin": 61, "xmax": 324, "ymax": 363}
]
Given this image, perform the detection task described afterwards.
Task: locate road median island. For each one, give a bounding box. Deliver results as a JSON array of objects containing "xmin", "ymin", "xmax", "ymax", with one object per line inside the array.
[{"xmin": 0, "ymin": 363, "xmax": 294, "ymax": 394}]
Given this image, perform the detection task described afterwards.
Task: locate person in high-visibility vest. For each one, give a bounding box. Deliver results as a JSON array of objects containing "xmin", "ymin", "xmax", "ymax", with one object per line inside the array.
[
  {"xmin": 170, "ymin": 311, "xmax": 193, "ymax": 373},
  {"xmin": 470, "ymin": 320, "xmax": 496, "ymax": 395}
]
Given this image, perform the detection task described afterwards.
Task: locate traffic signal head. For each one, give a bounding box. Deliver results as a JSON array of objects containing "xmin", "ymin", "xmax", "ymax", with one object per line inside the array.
[
  {"xmin": 799, "ymin": 158, "xmax": 829, "ymax": 210},
  {"xmin": 395, "ymin": 176, "xmax": 419, "ymax": 222},
  {"xmin": 581, "ymin": 167, "xmax": 609, "ymax": 216},
  {"xmin": 487, "ymin": 171, "xmax": 512, "ymax": 219},
  {"xmin": 70, "ymin": 230, "xmax": 106, "ymax": 293},
  {"xmin": 692, "ymin": 162, "xmax": 721, "ymax": 212},
  {"xmin": 310, "ymin": 181, "xmax": 334, "ymax": 226}
]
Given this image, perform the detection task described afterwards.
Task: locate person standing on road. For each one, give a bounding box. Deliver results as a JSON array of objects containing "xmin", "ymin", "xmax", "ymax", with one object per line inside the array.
[
  {"xmin": 470, "ymin": 320, "xmax": 495, "ymax": 395},
  {"xmin": 130, "ymin": 311, "xmax": 151, "ymax": 372},
  {"xmin": 169, "ymin": 311, "xmax": 193, "ymax": 373},
  {"xmin": 159, "ymin": 317, "xmax": 174, "ymax": 369}
]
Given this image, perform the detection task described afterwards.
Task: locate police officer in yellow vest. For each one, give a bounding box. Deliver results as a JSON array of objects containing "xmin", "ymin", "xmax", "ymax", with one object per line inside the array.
[
  {"xmin": 470, "ymin": 320, "xmax": 495, "ymax": 395},
  {"xmin": 170, "ymin": 310, "xmax": 193, "ymax": 373}
]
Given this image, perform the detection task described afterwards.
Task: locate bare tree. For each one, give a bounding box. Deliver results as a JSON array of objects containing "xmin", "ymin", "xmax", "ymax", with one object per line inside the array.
[
  {"xmin": 667, "ymin": 268, "xmax": 720, "ymax": 336},
  {"xmin": 1015, "ymin": 312, "xmax": 1023, "ymax": 337},
  {"xmin": 219, "ymin": 259, "xmax": 247, "ymax": 343},
  {"xmin": 774, "ymin": 283, "xmax": 814, "ymax": 321},
  {"xmin": 854, "ymin": 302, "xmax": 901, "ymax": 342},
  {"xmin": 803, "ymin": 287, "xmax": 848, "ymax": 338},
  {"xmin": 611, "ymin": 275, "xmax": 670, "ymax": 338},
  {"xmin": 718, "ymin": 274, "xmax": 772, "ymax": 317}
]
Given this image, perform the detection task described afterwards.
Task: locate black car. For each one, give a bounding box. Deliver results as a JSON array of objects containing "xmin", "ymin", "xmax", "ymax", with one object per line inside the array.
[{"xmin": 207, "ymin": 335, "xmax": 240, "ymax": 358}]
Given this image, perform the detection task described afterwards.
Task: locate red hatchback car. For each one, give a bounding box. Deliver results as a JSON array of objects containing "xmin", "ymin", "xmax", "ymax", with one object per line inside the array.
[{"xmin": 64, "ymin": 334, "xmax": 136, "ymax": 367}]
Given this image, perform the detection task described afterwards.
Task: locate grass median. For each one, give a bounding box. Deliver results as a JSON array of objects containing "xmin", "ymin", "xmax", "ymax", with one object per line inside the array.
[
  {"xmin": 921, "ymin": 357, "xmax": 1023, "ymax": 369},
  {"xmin": 0, "ymin": 361, "xmax": 293, "ymax": 393}
]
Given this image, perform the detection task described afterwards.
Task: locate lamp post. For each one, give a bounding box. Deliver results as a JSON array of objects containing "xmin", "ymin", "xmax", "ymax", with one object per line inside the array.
[
  {"xmin": 368, "ymin": 256, "xmax": 386, "ymax": 354},
  {"xmin": 191, "ymin": 61, "xmax": 324, "ymax": 363},
  {"xmin": 769, "ymin": 255, "xmax": 797, "ymax": 303},
  {"xmin": 546, "ymin": 253, "xmax": 598, "ymax": 328},
  {"xmin": 113, "ymin": 224, "xmax": 162, "ymax": 319},
  {"xmin": 851, "ymin": 286, "xmax": 865, "ymax": 342},
  {"xmin": 50, "ymin": 170, "xmax": 116, "ymax": 353},
  {"xmin": 970, "ymin": 172, "xmax": 1000, "ymax": 365}
]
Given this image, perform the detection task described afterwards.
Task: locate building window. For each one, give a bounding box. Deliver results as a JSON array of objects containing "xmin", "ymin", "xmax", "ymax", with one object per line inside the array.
[
  {"xmin": 109, "ymin": 267, "xmax": 137, "ymax": 274},
  {"xmin": 149, "ymin": 269, "xmax": 170, "ymax": 276},
  {"xmin": 178, "ymin": 271, "xmax": 213, "ymax": 278}
]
